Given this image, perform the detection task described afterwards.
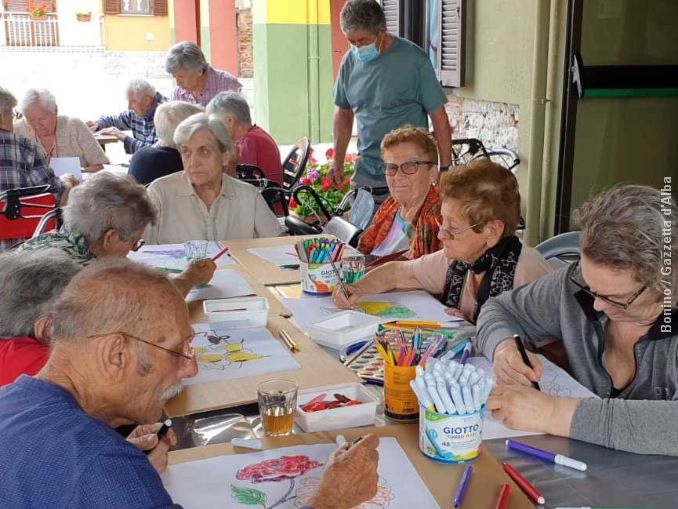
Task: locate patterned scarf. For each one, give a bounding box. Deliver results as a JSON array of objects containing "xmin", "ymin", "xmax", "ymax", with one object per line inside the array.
[
  {"xmin": 441, "ymin": 235, "xmax": 522, "ymax": 322},
  {"xmin": 17, "ymin": 227, "xmax": 94, "ymax": 265}
]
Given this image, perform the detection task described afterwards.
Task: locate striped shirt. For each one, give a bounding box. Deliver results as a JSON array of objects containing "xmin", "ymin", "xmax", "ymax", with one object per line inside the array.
[
  {"xmin": 171, "ymin": 66, "xmax": 242, "ymax": 107},
  {"xmin": 0, "ymin": 129, "xmax": 63, "ymax": 251},
  {"xmin": 96, "ymin": 92, "xmax": 167, "ymax": 153}
]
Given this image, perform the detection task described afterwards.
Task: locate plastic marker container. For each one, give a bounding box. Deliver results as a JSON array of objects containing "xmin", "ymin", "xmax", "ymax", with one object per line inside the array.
[
  {"xmin": 419, "ymin": 405, "xmax": 484, "ymax": 464},
  {"xmin": 384, "ymin": 363, "xmax": 418, "ymax": 421},
  {"xmin": 300, "ymin": 261, "xmax": 340, "ymax": 295}
]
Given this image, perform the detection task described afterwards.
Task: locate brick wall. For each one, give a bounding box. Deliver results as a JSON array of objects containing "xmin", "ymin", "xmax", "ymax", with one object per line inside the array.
[
  {"xmin": 237, "ymin": 7, "xmax": 252, "ymax": 78},
  {"xmin": 445, "ymin": 96, "xmax": 520, "ymax": 152}
]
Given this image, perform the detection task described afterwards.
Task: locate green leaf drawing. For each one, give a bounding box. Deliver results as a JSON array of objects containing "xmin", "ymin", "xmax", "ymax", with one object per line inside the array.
[{"xmin": 230, "ymin": 485, "xmax": 267, "ymax": 507}]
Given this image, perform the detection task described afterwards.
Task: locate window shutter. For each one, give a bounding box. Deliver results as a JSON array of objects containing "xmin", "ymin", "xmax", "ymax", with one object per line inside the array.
[
  {"xmin": 380, "ymin": 0, "xmax": 400, "ymax": 37},
  {"xmin": 102, "ymin": 0, "xmax": 119, "ymax": 15},
  {"xmin": 439, "ymin": 0, "xmax": 465, "ymax": 87},
  {"xmin": 153, "ymin": 0, "xmax": 168, "ymax": 16}
]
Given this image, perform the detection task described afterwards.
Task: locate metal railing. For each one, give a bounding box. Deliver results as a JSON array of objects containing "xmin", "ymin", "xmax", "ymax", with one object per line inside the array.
[{"xmin": 2, "ymin": 12, "xmax": 59, "ymax": 47}]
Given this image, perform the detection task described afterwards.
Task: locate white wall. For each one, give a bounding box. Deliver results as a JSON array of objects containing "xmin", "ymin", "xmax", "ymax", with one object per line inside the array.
[{"xmin": 56, "ymin": 0, "xmax": 102, "ymax": 47}]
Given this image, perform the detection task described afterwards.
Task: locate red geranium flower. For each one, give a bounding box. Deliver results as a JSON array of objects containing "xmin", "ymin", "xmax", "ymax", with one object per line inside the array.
[
  {"xmin": 345, "ymin": 153, "xmax": 357, "ymax": 163},
  {"xmin": 236, "ymin": 455, "xmax": 323, "ymax": 484},
  {"xmin": 321, "ymin": 177, "xmax": 332, "ymax": 192},
  {"xmin": 289, "ymin": 198, "xmax": 298, "ymax": 209},
  {"xmin": 325, "ymin": 147, "xmax": 335, "ymax": 160},
  {"xmin": 299, "ymin": 177, "xmax": 311, "ymax": 186}
]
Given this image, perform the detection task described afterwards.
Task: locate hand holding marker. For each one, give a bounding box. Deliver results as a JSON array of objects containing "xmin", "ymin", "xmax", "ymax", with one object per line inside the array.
[{"xmin": 409, "ymin": 358, "xmax": 494, "ymax": 414}]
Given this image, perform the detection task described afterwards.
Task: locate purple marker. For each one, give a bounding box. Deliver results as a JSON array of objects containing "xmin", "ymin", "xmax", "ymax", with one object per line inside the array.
[
  {"xmin": 459, "ymin": 342, "xmax": 472, "ymax": 365},
  {"xmin": 453, "ymin": 464, "xmax": 473, "ymax": 507},
  {"xmin": 506, "ymin": 440, "xmax": 587, "ymax": 471}
]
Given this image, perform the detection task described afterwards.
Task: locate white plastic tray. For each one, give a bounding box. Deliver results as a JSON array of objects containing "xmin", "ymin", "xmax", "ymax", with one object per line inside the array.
[
  {"xmin": 295, "ymin": 383, "xmax": 379, "ymax": 432},
  {"xmin": 307, "ymin": 310, "xmax": 382, "ymax": 349},
  {"xmin": 203, "ymin": 296, "xmax": 269, "ymax": 328}
]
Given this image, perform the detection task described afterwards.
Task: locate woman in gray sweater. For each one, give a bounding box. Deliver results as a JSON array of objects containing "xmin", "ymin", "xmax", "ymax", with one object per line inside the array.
[{"xmin": 476, "ymin": 183, "xmax": 678, "ymax": 455}]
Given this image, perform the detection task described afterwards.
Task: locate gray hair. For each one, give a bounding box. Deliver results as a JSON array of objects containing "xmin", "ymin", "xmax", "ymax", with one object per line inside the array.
[
  {"xmin": 206, "ymin": 91, "xmax": 252, "ymax": 126},
  {"xmin": 154, "ymin": 101, "xmax": 203, "ymax": 147},
  {"xmin": 174, "ymin": 112, "xmax": 234, "ymax": 154},
  {"xmin": 126, "ymin": 79, "xmax": 156, "ymax": 99},
  {"xmin": 0, "ymin": 86, "xmax": 17, "ymax": 115},
  {"xmin": 19, "ymin": 88, "xmax": 57, "ymax": 114},
  {"xmin": 165, "ymin": 41, "xmax": 208, "ymax": 74},
  {"xmin": 49, "ymin": 259, "xmax": 181, "ymax": 343},
  {"xmin": 0, "ymin": 249, "xmax": 80, "ymax": 338},
  {"xmin": 340, "ymin": 0, "xmax": 386, "ymax": 35},
  {"xmin": 575, "ymin": 184, "xmax": 678, "ymax": 304},
  {"xmin": 63, "ymin": 172, "xmax": 157, "ymax": 246}
]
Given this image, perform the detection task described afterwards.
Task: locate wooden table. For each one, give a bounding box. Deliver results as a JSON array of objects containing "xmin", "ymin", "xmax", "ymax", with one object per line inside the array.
[
  {"xmin": 169, "ymin": 424, "xmax": 533, "ymax": 509},
  {"xmin": 94, "ymin": 133, "xmax": 119, "ymax": 149}
]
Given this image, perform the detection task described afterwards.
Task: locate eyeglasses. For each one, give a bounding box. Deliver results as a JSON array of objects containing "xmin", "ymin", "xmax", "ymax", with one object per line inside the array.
[
  {"xmin": 88, "ymin": 331, "xmax": 195, "ymax": 361},
  {"xmin": 434, "ymin": 218, "xmax": 480, "ymax": 239},
  {"xmin": 12, "ymin": 109, "xmax": 22, "ymax": 120},
  {"xmin": 132, "ymin": 239, "xmax": 145, "ymax": 252},
  {"xmin": 568, "ymin": 260, "xmax": 646, "ymax": 309},
  {"xmin": 384, "ymin": 160, "xmax": 436, "ymax": 176}
]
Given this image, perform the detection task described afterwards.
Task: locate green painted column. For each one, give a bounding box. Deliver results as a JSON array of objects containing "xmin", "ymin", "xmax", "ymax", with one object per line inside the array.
[{"xmin": 253, "ymin": 0, "xmax": 334, "ymax": 144}]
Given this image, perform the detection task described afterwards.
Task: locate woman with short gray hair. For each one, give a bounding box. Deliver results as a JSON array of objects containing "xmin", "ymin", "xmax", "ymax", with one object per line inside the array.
[
  {"xmin": 165, "ymin": 41, "xmax": 241, "ymax": 107},
  {"xmin": 475, "ymin": 184, "xmax": 678, "ymax": 456},
  {"xmin": 0, "ymin": 249, "xmax": 80, "ymax": 386},
  {"xmin": 144, "ymin": 113, "xmax": 283, "ymax": 244},
  {"xmin": 128, "ymin": 101, "xmax": 202, "ymax": 185}
]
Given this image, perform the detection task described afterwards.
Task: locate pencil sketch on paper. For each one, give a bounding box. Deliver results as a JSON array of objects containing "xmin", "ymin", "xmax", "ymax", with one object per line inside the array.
[{"xmin": 140, "ymin": 248, "xmax": 185, "ymax": 258}]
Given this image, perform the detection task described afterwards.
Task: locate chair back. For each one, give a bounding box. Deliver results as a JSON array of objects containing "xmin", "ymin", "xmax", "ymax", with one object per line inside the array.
[
  {"xmin": 0, "ymin": 186, "xmax": 58, "ymax": 241},
  {"xmin": 323, "ymin": 216, "xmax": 363, "ymax": 248},
  {"xmin": 281, "ymin": 137, "xmax": 311, "ymax": 189},
  {"xmin": 535, "ymin": 231, "xmax": 581, "ymax": 269},
  {"xmin": 236, "ymin": 164, "xmax": 267, "ymax": 187}
]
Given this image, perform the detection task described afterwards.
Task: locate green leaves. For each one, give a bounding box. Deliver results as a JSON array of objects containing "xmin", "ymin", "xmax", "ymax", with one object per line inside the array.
[{"xmin": 230, "ymin": 485, "xmax": 267, "ymax": 507}]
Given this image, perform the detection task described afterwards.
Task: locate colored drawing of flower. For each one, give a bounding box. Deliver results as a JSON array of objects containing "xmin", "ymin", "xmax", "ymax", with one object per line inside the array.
[
  {"xmin": 236, "ymin": 455, "xmax": 323, "ymax": 483},
  {"xmin": 294, "ymin": 477, "xmax": 394, "ymax": 509}
]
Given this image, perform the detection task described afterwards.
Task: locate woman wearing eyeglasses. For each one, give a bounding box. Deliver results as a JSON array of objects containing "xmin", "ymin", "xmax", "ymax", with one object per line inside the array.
[
  {"xmin": 334, "ymin": 159, "xmax": 552, "ymax": 323},
  {"xmin": 17, "ymin": 172, "xmax": 214, "ymax": 296},
  {"xmin": 356, "ymin": 126, "xmax": 442, "ymax": 260},
  {"xmin": 478, "ymin": 184, "xmax": 678, "ymax": 456}
]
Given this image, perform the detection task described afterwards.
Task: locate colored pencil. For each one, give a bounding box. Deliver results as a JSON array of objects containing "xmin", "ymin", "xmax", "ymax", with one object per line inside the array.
[
  {"xmin": 502, "ymin": 462, "xmax": 545, "ymax": 505},
  {"xmin": 211, "ymin": 246, "xmax": 229, "ymax": 261},
  {"xmin": 494, "ymin": 483, "xmax": 511, "ymax": 509}
]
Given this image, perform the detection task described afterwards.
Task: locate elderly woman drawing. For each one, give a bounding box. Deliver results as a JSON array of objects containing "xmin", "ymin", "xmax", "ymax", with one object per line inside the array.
[
  {"xmin": 477, "ymin": 185, "xmax": 678, "ymax": 456},
  {"xmin": 18, "ymin": 172, "xmax": 213, "ymax": 295},
  {"xmin": 14, "ymin": 88, "xmax": 109, "ymax": 172},
  {"xmin": 166, "ymin": 41, "xmax": 241, "ymax": 107},
  {"xmin": 143, "ymin": 113, "xmax": 283, "ymax": 244},
  {"xmin": 0, "ymin": 250, "xmax": 80, "ymax": 387},
  {"xmin": 357, "ymin": 126, "xmax": 442, "ymax": 259},
  {"xmin": 128, "ymin": 101, "xmax": 202, "ymax": 185},
  {"xmin": 333, "ymin": 160, "xmax": 552, "ymax": 323}
]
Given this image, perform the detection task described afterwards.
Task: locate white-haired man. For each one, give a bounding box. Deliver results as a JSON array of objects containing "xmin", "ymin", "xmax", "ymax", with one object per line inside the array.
[
  {"xmin": 0, "ymin": 259, "xmax": 379, "ymax": 508},
  {"xmin": 87, "ymin": 79, "xmax": 167, "ymax": 153}
]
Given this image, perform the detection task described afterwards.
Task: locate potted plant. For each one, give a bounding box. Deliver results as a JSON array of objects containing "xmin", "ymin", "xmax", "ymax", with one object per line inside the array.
[
  {"xmin": 76, "ymin": 9, "xmax": 92, "ymax": 22},
  {"xmin": 28, "ymin": 2, "xmax": 48, "ymax": 20}
]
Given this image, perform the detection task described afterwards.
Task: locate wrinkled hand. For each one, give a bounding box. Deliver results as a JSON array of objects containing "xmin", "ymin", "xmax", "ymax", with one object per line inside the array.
[
  {"xmin": 181, "ymin": 259, "xmax": 216, "ymax": 287},
  {"xmin": 493, "ymin": 339, "xmax": 543, "ymax": 386},
  {"xmin": 85, "ymin": 120, "xmax": 99, "ymax": 132},
  {"xmin": 308, "ymin": 434, "xmax": 379, "ymax": 509},
  {"xmin": 328, "ymin": 160, "xmax": 345, "ymax": 189},
  {"xmin": 127, "ymin": 423, "xmax": 177, "ymax": 473},
  {"xmin": 99, "ymin": 126, "xmax": 126, "ymax": 140},
  {"xmin": 332, "ymin": 283, "xmax": 362, "ymax": 310}
]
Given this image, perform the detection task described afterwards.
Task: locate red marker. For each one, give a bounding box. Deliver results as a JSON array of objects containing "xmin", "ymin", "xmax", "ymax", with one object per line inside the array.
[
  {"xmin": 502, "ymin": 462, "xmax": 545, "ymax": 505},
  {"xmin": 494, "ymin": 483, "xmax": 511, "ymax": 509},
  {"xmin": 211, "ymin": 247, "xmax": 229, "ymax": 261}
]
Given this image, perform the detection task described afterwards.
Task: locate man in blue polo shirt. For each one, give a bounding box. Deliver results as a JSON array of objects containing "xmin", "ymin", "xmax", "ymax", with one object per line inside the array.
[
  {"xmin": 329, "ymin": 0, "xmax": 453, "ymax": 193},
  {"xmin": 0, "ymin": 259, "xmax": 379, "ymax": 509}
]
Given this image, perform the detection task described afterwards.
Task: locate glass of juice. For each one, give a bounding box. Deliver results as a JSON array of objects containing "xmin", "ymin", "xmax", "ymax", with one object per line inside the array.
[{"xmin": 257, "ymin": 379, "xmax": 298, "ymax": 436}]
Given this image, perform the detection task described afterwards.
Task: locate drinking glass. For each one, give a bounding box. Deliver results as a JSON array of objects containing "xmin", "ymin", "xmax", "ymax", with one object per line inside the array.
[{"xmin": 257, "ymin": 379, "xmax": 298, "ymax": 436}]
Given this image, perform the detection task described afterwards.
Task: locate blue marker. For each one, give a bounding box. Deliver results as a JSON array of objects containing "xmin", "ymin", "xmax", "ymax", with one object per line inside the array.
[
  {"xmin": 453, "ymin": 465, "xmax": 473, "ymax": 507},
  {"xmin": 459, "ymin": 342, "xmax": 472, "ymax": 364}
]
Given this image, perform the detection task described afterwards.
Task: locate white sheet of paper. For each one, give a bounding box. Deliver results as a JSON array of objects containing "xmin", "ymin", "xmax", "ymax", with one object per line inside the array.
[
  {"xmin": 50, "ymin": 157, "xmax": 82, "ymax": 179},
  {"xmin": 128, "ymin": 242, "xmax": 235, "ymax": 271},
  {"xmin": 186, "ymin": 269, "xmax": 255, "ymax": 303},
  {"xmin": 185, "ymin": 324, "xmax": 300, "ymax": 386},
  {"xmin": 469, "ymin": 355, "xmax": 598, "ymax": 440},
  {"xmin": 245, "ymin": 245, "xmax": 300, "ymax": 267},
  {"xmin": 162, "ymin": 437, "xmax": 439, "ymax": 509},
  {"xmin": 281, "ymin": 290, "xmax": 462, "ymax": 333}
]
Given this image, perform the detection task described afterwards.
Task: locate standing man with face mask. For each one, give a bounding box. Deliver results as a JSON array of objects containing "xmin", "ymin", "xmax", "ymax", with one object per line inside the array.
[{"xmin": 329, "ymin": 0, "xmax": 453, "ymax": 198}]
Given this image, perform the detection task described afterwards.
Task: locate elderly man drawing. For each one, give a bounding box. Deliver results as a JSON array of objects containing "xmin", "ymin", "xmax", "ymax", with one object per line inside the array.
[
  {"xmin": 87, "ymin": 79, "xmax": 167, "ymax": 154},
  {"xmin": 0, "ymin": 260, "xmax": 379, "ymax": 508}
]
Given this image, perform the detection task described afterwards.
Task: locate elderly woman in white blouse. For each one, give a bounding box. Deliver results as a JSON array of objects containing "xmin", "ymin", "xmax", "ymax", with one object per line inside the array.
[{"xmin": 143, "ymin": 113, "xmax": 283, "ymax": 244}]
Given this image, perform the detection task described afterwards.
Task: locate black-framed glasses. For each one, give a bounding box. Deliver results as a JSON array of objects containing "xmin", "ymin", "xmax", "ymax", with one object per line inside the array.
[
  {"xmin": 568, "ymin": 260, "xmax": 646, "ymax": 310},
  {"xmin": 88, "ymin": 331, "xmax": 195, "ymax": 361},
  {"xmin": 132, "ymin": 239, "xmax": 145, "ymax": 252},
  {"xmin": 384, "ymin": 160, "xmax": 436, "ymax": 176},
  {"xmin": 434, "ymin": 217, "xmax": 480, "ymax": 239}
]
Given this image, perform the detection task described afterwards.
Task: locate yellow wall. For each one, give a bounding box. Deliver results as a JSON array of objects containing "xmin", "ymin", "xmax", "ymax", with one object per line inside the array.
[{"xmin": 103, "ymin": 15, "xmax": 170, "ymax": 51}]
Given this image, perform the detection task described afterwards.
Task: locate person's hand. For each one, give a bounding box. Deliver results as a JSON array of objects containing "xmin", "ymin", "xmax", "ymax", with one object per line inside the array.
[
  {"xmin": 307, "ymin": 434, "xmax": 379, "ymax": 509},
  {"xmin": 85, "ymin": 120, "xmax": 99, "ymax": 132},
  {"xmin": 126, "ymin": 423, "xmax": 177, "ymax": 473},
  {"xmin": 493, "ymin": 339, "xmax": 543, "ymax": 387},
  {"xmin": 332, "ymin": 283, "xmax": 362, "ymax": 309},
  {"xmin": 99, "ymin": 126, "xmax": 126, "ymax": 140},
  {"xmin": 444, "ymin": 307, "xmax": 467, "ymax": 320},
  {"xmin": 181, "ymin": 259, "xmax": 216, "ymax": 287},
  {"xmin": 328, "ymin": 159, "xmax": 345, "ymax": 188}
]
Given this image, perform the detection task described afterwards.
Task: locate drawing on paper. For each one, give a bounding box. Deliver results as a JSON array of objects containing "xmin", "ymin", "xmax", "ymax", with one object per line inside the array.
[
  {"xmin": 229, "ymin": 455, "xmax": 394, "ymax": 509},
  {"xmin": 356, "ymin": 301, "xmax": 415, "ymax": 319},
  {"xmin": 194, "ymin": 330, "xmax": 266, "ymax": 369},
  {"xmin": 140, "ymin": 248, "xmax": 185, "ymax": 258}
]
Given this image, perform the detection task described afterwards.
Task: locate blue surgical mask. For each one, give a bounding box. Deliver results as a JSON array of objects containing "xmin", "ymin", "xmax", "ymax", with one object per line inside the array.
[{"xmin": 351, "ymin": 41, "xmax": 380, "ymax": 63}]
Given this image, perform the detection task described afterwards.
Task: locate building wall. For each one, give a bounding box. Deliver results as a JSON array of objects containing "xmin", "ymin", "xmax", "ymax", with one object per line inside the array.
[
  {"xmin": 56, "ymin": 2, "xmax": 102, "ymax": 47},
  {"xmin": 103, "ymin": 14, "xmax": 170, "ymax": 51},
  {"xmin": 237, "ymin": 7, "xmax": 253, "ymax": 78}
]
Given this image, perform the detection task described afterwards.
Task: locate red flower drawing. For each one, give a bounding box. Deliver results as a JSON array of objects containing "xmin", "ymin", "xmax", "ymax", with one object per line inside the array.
[{"xmin": 236, "ymin": 455, "xmax": 324, "ymax": 484}]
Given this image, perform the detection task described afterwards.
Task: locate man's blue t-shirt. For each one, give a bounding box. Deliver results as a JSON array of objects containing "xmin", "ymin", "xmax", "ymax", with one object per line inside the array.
[
  {"xmin": 334, "ymin": 37, "xmax": 447, "ymax": 186},
  {"xmin": 0, "ymin": 376, "xmax": 177, "ymax": 508}
]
